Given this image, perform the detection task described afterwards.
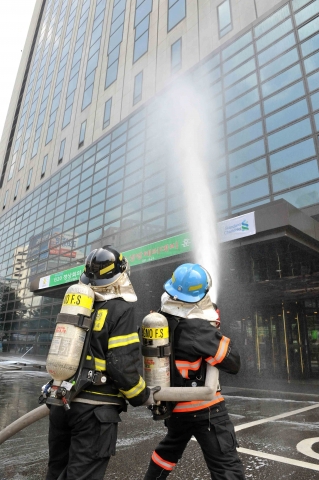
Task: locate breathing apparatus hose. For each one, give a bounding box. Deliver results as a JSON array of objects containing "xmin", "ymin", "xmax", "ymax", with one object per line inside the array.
[{"xmin": 0, "ymin": 404, "xmax": 49, "ymax": 445}]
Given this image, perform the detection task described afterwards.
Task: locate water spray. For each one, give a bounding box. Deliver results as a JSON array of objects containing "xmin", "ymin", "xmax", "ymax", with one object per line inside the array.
[{"xmin": 159, "ymin": 78, "xmax": 220, "ymax": 302}]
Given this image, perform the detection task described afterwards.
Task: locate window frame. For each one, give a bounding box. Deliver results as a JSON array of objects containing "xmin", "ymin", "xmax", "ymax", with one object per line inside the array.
[
  {"xmin": 3, "ymin": 190, "xmax": 8, "ymax": 209},
  {"xmin": 103, "ymin": 98, "xmax": 112, "ymax": 129},
  {"xmin": 168, "ymin": 0, "xmax": 186, "ymax": 32},
  {"xmin": 58, "ymin": 139, "xmax": 66, "ymax": 164},
  {"xmin": 171, "ymin": 37, "xmax": 182, "ymax": 73},
  {"xmin": 14, "ymin": 179, "xmax": 20, "ymax": 201},
  {"xmin": 26, "ymin": 168, "xmax": 33, "ymax": 190},
  {"xmin": 217, "ymin": 0, "xmax": 233, "ymax": 38},
  {"xmin": 133, "ymin": 71, "xmax": 143, "ymax": 105},
  {"xmin": 79, "ymin": 120, "xmax": 87, "ymax": 148},
  {"xmin": 41, "ymin": 154, "xmax": 48, "ymax": 179}
]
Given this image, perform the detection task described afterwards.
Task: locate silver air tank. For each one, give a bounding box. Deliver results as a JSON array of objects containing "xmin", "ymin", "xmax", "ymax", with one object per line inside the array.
[
  {"xmin": 142, "ymin": 312, "xmax": 171, "ymax": 388},
  {"xmin": 46, "ymin": 283, "xmax": 95, "ymax": 382}
]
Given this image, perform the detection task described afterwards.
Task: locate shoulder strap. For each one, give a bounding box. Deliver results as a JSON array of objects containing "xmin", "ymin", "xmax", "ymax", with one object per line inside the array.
[
  {"xmin": 161, "ymin": 312, "xmax": 185, "ymax": 388},
  {"xmin": 84, "ymin": 299, "xmax": 109, "ymax": 367},
  {"xmin": 71, "ymin": 300, "xmax": 110, "ymax": 397}
]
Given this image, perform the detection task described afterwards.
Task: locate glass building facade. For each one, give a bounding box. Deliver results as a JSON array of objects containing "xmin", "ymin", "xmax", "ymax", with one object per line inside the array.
[{"xmin": 1, "ymin": 0, "xmax": 319, "ymax": 384}]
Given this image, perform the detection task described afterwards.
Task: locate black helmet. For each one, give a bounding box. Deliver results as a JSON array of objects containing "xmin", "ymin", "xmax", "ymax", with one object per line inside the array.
[{"xmin": 80, "ymin": 246, "xmax": 127, "ymax": 286}]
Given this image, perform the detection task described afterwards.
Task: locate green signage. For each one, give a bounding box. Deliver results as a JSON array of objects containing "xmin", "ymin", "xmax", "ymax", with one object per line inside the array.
[
  {"xmin": 49, "ymin": 265, "xmax": 85, "ymax": 287},
  {"xmin": 38, "ymin": 232, "xmax": 192, "ymax": 290},
  {"xmin": 38, "ymin": 265, "xmax": 86, "ymax": 289},
  {"xmin": 124, "ymin": 232, "xmax": 192, "ymax": 266}
]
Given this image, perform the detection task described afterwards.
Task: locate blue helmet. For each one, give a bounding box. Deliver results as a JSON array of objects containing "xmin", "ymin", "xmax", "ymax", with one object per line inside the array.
[{"xmin": 164, "ymin": 263, "xmax": 211, "ymax": 303}]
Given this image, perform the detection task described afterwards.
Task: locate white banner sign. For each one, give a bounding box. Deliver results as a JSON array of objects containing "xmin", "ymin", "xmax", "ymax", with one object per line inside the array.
[
  {"xmin": 39, "ymin": 275, "xmax": 50, "ymax": 289},
  {"xmin": 217, "ymin": 212, "xmax": 256, "ymax": 243}
]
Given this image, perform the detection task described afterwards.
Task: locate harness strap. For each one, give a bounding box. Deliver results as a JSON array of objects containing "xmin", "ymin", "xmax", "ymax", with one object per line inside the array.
[
  {"xmin": 163, "ymin": 313, "xmax": 184, "ymax": 387},
  {"xmin": 56, "ymin": 312, "xmax": 93, "ymax": 330},
  {"xmin": 141, "ymin": 344, "xmax": 172, "ymax": 357}
]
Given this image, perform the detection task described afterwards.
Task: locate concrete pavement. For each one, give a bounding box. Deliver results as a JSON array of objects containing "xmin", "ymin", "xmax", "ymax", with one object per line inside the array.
[{"xmin": 1, "ymin": 355, "xmax": 319, "ymax": 479}]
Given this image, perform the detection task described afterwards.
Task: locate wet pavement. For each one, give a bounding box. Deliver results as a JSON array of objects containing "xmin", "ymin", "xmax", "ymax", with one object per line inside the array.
[{"xmin": 1, "ymin": 356, "xmax": 319, "ymax": 479}]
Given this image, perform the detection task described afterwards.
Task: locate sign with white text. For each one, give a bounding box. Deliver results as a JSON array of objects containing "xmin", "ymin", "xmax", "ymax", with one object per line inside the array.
[{"xmin": 217, "ymin": 212, "xmax": 256, "ymax": 243}]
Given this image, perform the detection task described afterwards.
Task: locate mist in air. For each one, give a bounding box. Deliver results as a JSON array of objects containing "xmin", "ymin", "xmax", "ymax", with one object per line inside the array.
[{"xmin": 157, "ymin": 77, "xmax": 220, "ymax": 303}]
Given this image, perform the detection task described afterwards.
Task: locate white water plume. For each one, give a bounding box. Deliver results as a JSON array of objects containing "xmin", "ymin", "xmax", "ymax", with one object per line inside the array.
[{"xmin": 159, "ymin": 79, "xmax": 220, "ymax": 302}]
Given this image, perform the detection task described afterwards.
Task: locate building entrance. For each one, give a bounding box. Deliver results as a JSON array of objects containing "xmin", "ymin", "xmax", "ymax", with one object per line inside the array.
[{"xmin": 226, "ymin": 301, "xmax": 319, "ymax": 382}]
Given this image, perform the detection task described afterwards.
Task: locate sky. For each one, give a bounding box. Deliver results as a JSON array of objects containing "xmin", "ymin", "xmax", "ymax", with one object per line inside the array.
[{"xmin": 0, "ymin": 1, "xmax": 37, "ymax": 141}]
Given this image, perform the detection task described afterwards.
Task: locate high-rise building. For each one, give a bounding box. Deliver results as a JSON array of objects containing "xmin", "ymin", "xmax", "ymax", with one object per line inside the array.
[{"xmin": 1, "ymin": 0, "xmax": 319, "ymax": 385}]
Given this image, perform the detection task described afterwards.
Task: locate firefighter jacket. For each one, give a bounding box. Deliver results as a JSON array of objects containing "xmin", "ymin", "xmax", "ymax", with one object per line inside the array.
[
  {"xmin": 163, "ymin": 312, "xmax": 241, "ymax": 414},
  {"xmin": 76, "ymin": 298, "xmax": 149, "ymax": 408}
]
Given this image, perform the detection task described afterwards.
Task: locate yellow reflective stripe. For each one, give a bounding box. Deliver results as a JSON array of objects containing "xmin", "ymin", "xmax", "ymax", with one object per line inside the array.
[
  {"xmin": 82, "ymin": 390, "xmax": 124, "ymax": 397},
  {"xmin": 85, "ymin": 355, "xmax": 106, "ymax": 371},
  {"xmin": 108, "ymin": 332, "xmax": 139, "ymax": 349},
  {"xmin": 94, "ymin": 357, "xmax": 106, "ymax": 371},
  {"xmin": 94, "ymin": 309, "xmax": 108, "ymax": 331},
  {"xmin": 100, "ymin": 263, "xmax": 114, "ymax": 275},
  {"xmin": 119, "ymin": 376, "xmax": 146, "ymax": 399},
  {"xmin": 119, "ymin": 253, "xmax": 123, "ymax": 260},
  {"xmin": 188, "ymin": 284, "xmax": 202, "ymax": 291}
]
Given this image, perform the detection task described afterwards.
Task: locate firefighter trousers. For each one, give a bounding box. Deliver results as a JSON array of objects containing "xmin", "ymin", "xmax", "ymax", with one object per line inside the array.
[
  {"xmin": 45, "ymin": 403, "xmax": 121, "ymax": 480},
  {"xmin": 144, "ymin": 413, "xmax": 246, "ymax": 480}
]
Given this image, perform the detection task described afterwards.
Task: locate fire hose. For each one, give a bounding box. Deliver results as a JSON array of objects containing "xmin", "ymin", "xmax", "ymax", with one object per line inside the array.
[
  {"xmin": 0, "ymin": 404, "xmax": 49, "ymax": 446},
  {"xmin": 0, "ymin": 365, "xmax": 218, "ymax": 445},
  {"xmin": 153, "ymin": 363, "xmax": 218, "ymax": 402}
]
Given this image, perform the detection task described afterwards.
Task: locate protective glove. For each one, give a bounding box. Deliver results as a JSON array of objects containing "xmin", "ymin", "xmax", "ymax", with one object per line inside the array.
[{"xmin": 143, "ymin": 386, "xmax": 161, "ymax": 406}]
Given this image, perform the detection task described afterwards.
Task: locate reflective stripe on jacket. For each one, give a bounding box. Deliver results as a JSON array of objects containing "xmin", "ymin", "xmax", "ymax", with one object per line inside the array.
[
  {"xmin": 77, "ymin": 298, "xmax": 148, "ymax": 407},
  {"xmin": 172, "ymin": 392, "xmax": 224, "ymax": 413},
  {"xmin": 164, "ymin": 314, "xmax": 240, "ymax": 414}
]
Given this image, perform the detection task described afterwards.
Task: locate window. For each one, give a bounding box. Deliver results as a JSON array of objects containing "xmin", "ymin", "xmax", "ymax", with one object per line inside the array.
[
  {"xmin": 295, "ymin": 1, "xmax": 319, "ymax": 26},
  {"xmin": 14, "ymin": 179, "xmax": 20, "ymax": 200},
  {"xmin": 230, "ymin": 178, "xmax": 269, "ymax": 207},
  {"xmin": 218, "ymin": 0, "xmax": 232, "ymax": 38},
  {"xmin": 58, "ymin": 139, "xmax": 66, "ymax": 164},
  {"xmin": 168, "ymin": 0, "xmax": 186, "ymax": 31},
  {"xmin": 266, "ymin": 99, "xmax": 308, "ymax": 133},
  {"xmin": 274, "ymin": 182, "xmax": 319, "ymax": 208},
  {"xmin": 41, "ymin": 154, "xmax": 48, "ymax": 178},
  {"xmin": 230, "ymin": 159, "xmax": 267, "ymax": 188},
  {"xmin": 270, "ymin": 138, "xmax": 316, "ymax": 171},
  {"xmin": 227, "ymin": 122, "xmax": 263, "ymax": 151},
  {"xmin": 26, "ymin": 168, "xmax": 33, "ymax": 190},
  {"xmin": 103, "ymin": 98, "xmax": 112, "ymax": 128},
  {"xmin": 263, "ymin": 81, "xmax": 305, "ymax": 115},
  {"xmin": 81, "ymin": 1, "xmax": 107, "ymax": 109},
  {"xmin": 272, "ymin": 160, "xmax": 319, "ymax": 193},
  {"xmin": 254, "ymin": 4, "xmax": 289, "ymax": 37},
  {"xmin": 133, "ymin": 71, "xmax": 143, "ymax": 105},
  {"xmin": 171, "ymin": 38, "xmax": 182, "ymax": 73},
  {"xmin": 3, "ymin": 190, "xmax": 8, "ymax": 209},
  {"xmin": 268, "ymin": 118, "xmax": 311, "ymax": 152},
  {"xmin": 228, "ymin": 139, "xmax": 265, "ymax": 169},
  {"xmin": 79, "ymin": 121, "xmax": 87, "ymax": 148},
  {"xmin": 105, "ymin": 0, "xmax": 127, "ymax": 88},
  {"xmin": 134, "ymin": 0, "xmax": 153, "ymax": 62}
]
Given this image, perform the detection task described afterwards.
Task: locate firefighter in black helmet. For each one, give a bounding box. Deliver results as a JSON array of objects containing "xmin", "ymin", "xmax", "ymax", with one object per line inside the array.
[
  {"xmin": 45, "ymin": 246, "xmax": 158, "ymax": 480},
  {"xmin": 81, "ymin": 246, "xmax": 127, "ymax": 286}
]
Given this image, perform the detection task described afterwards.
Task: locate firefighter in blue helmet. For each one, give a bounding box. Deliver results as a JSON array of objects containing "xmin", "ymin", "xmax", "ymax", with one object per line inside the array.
[
  {"xmin": 143, "ymin": 263, "xmax": 246, "ymax": 480},
  {"xmin": 45, "ymin": 246, "xmax": 157, "ymax": 480}
]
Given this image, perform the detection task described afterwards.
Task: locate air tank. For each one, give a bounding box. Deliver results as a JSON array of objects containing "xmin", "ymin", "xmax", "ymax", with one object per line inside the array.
[{"xmin": 46, "ymin": 283, "xmax": 95, "ymax": 382}]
